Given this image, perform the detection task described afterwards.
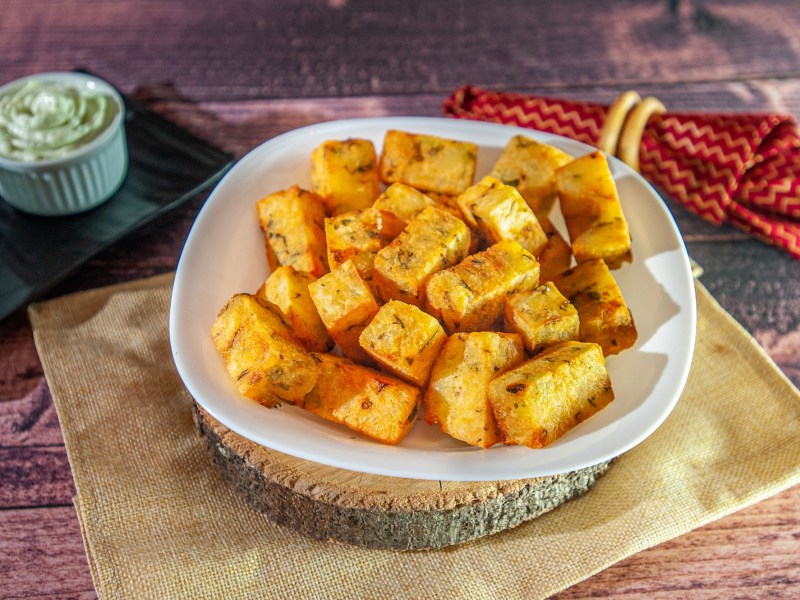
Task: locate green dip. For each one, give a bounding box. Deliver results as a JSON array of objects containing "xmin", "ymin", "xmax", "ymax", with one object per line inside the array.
[{"xmin": 0, "ymin": 79, "xmax": 118, "ymax": 162}]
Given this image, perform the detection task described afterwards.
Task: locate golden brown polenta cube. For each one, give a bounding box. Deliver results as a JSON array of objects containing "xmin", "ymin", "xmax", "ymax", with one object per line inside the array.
[
  {"xmin": 303, "ymin": 353, "xmax": 421, "ymax": 445},
  {"xmin": 425, "ymin": 240, "xmax": 540, "ymax": 333},
  {"xmin": 425, "ymin": 332, "xmax": 525, "ymax": 448},
  {"xmin": 489, "ymin": 135, "xmax": 573, "ymax": 219},
  {"xmin": 324, "ymin": 207, "xmax": 385, "ymax": 290},
  {"xmin": 307, "ymin": 259, "xmax": 380, "ymax": 365},
  {"xmin": 210, "ymin": 293, "xmax": 319, "ymax": 407},
  {"xmin": 379, "ymin": 130, "xmax": 477, "ymax": 195},
  {"xmin": 553, "ymin": 258, "xmax": 637, "ymax": 356},
  {"xmin": 456, "ymin": 176, "xmax": 547, "ymax": 256},
  {"xmin": 372, "ymin": 182, "xmax": 435, "ymax": 239},
  {"xmin": 256, "ymin": 266, "xmax": 333, "ymax": 353},
  {"xmin": 359, "ymin": 300, "xmax": 447, "ymax": 387},
  {"xmin": 488, "ymin": 341, "xmax": 614, "ymax": 448},
  {"xmin": 311, "ymin": 138, "xmax": 381, "ymax": 215},
  {"xmin": 556, "ymin": 151, "xmax": 632, "ymax": 269},
  {"xmin": 538, "ymin": 217, "xmax": 573, "ymax": 282},
  {"xmin": 373, "ymin": 206, "xmax": 471, "ymax": 306},
  {"xmin": 504, "ymin": 282, "xmax": 579, "ymax": 355},
  {"xmin": 456, "ymin": 175, "xmax": 503, "ymax": 230},
  {"xmin": 256, "ymin": 185, "xmax": 329, "ymax": 278}
]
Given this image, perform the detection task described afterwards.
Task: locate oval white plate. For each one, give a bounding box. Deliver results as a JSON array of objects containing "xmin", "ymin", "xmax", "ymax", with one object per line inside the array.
[{"xmin": 170, "ymin": 117, "xmax": 696, "ymax": 481}]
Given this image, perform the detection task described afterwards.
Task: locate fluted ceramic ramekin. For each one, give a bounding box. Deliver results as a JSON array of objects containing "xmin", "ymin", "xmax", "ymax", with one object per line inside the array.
[{"xmin": 0, "ymin": 72, "xmax": 128, "ymax": 216}]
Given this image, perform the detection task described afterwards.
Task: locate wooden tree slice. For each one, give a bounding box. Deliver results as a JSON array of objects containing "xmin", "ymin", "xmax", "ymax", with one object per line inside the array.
[{"xmin": 193, "ymin": 403, "xmax": 613, "ymax": 550}]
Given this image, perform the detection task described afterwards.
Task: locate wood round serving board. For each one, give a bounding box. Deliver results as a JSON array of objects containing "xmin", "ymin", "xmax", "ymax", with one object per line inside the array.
[{"xmin": 193, "ymin": 403, "xmax": 612, "ymax": 550}]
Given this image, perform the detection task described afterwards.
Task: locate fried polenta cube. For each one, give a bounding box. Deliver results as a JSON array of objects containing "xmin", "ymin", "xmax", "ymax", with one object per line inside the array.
[
  {"xmin": 456, "ymin": 175, "xmax": 503, "ymax": 230},
  {"xmin": 372, "ymin": 182, "xmax": 435, "ymax": 239},
  {"xmin": 373, "ymin": 206, "xmax": 471, "ymax": 306},
  {"xmin": 379, "ymin": 130, "xmax": 477, "ymax": 195},
  {"xmin": 325, "ymin": 207, "xmax": 385, "ymax": 290},
  {"xmin": 256, "ymin": 185, "xmax": 328, "ymax": 278},
  {"xmin": 256, "ymin": 266, "xmax": 333, "ymax": 353},
  {"xmin": 553, "ymin": 258, "xmax": 637, "ymax": 356},
  {"xmin": 556, "ymin": 151, "xmax": 632, "ymax": 269},
  {"xmin": 504, "ymin": 282, "xmax": 579, "ymax": 355},
  {"xmin": 303, "ymin": 353, "xmax": 421, "ymax": 445},
  {"xmin": 424, "ymin": 332, "xmax": 525, "ymax": 448},
  {"xmin": 359, "ymin": 300, "xmax": 447, "ymax": 387},
  {"xmin": 489, "ymin": 135, "xmax": 573, "ymax": 219},
  {"xmin": 311, "ymin": 138, "xmax": 381, "ymax": 215},
  {"xmin": 307, "ymin": 259, "xmax": 380, "ymax": 365},
  {"xmin": 457, "ymin": 176, "xmax": 547, "ymax": 256},
  {"xmin": 488, "ymin": 341, "xmax": 614, "ymax": 448},
  {"xmin": 210, "ymin": 293, "xmax": 319, "ymax": 407},
  {"xmin": 538, "ymin": 217, "xmax": 573, "ymax": 282},
  {"xmin": 425, "ymin": 240, "xmax": 540, "ymax": 333}
]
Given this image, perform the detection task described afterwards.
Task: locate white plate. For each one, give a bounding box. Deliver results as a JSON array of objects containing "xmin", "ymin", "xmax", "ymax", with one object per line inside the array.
[{"xmin": 170, "ymin": 117, "xmax": 696, "ymax": 481}]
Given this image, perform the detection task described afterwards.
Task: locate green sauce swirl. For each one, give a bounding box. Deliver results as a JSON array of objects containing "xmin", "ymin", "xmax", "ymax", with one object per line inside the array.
[{"xmin": 0, "ymin": 79, "xmax": 118, "ymax": 162}]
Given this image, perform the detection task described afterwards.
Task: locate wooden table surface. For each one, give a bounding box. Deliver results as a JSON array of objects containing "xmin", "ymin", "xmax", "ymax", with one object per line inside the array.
[{"xmin": 2, "ymin": 1, "xmax": 799, "ymax": 597}]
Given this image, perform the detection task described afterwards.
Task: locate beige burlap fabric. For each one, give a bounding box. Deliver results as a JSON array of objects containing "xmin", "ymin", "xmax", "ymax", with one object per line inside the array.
[{"xmin": 29, "ymin": 273, "xmax": 800, "ymax": 599}]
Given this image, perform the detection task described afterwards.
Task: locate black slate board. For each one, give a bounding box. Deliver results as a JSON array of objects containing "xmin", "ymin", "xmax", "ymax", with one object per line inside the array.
[{"xmin": 0, "ymin": 79, "xmax": 234, "ymax": 321}]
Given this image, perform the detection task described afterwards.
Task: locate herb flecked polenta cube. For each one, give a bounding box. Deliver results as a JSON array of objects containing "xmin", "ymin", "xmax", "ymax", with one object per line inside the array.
[
  {"xmin": 256, "ymin": 266, "xmax": 333, "ymax": 353},
  {"xmin": 378, "ymin": 129, "xmax": 477, "ymax": 195},
  {"xmin": 256, "ymin": 185, "xmax": 329, "ymax": 278},
  {"xmin": 373, "ymin": 206, "xmax": 471, "ymax": 306},
  {"xmin": 488, "ymin": 341, "xmax": 614, "ymax": 448},
  {"xmin": 424, "ymin": 332, "xmax": 524, "ymax": 448},
  {"xmin": 425, "ymin": 240, "xmax": 540, "ymax": 333},
  {"xmin": 311, "ymin": 138, "xmax": 381, "ymax": 215},
  {"xmin": 553, "ymin": 258, "xmax": 637, "ymax": 356},
  {"xmin": 325, "ymin": 207, "xmax": 385, "ymax": 290},
  {"xmin": 210, "ymin": 293, "xmax": 319, "ymax": 408},
  {"xmin": 489, "ymin": 135, "xmax": 573, "ymax": 219},
  {"xmin": 359, "ymin": 300, "xmax": 447, "ymax": 387},
  {"xmin": 372, "ymin": 182, "xmax": 435, "ymax": 239},
  {"xmin": 538, "ymin": 217, "xmax": 573, "ymax": 282},
  {"xmin": 504, "ymin": 282, "xmax": 579, "ymax": 355},
  {"xmin": 556, "ymin": 150, "xmax": 632, "ymax": 269},
  {"xmin": 307, "ymin": 259, "xmax": 380, "ymax": 365},
  {"xmin": 303, "ymin": 353, "xmax": 421, "ymax": 445},
  {"xmin": 457, "ymin": 176, "xmax": 548, "ymax": 256}
]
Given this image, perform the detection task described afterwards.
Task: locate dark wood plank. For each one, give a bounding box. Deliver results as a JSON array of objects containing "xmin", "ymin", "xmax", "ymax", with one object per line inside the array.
[
  {"xmin": 0, "ymin": 446, "xmax": 75, "ymax": 509},
  {"xmin": 4, "ymin": 1, "xmax": 800, "ymax": 101},
  {"xmin": 0, "ymin": 507, "xmax": 95, "ymax": 600},
  {"xmin": 0, "ymin": 379, "xmax": 63, "ymax": 447}
]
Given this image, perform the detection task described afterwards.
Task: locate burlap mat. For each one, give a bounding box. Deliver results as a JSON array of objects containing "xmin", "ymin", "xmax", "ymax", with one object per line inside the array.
[{"xmin": 28, "ymin": 272, "xmax": 800, "ymax": 600}]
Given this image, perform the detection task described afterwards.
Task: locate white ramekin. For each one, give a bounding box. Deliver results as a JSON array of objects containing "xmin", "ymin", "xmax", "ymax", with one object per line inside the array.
[{"xmin": 0, "ymin": 72, "xmax": 128, "ymax": 216}]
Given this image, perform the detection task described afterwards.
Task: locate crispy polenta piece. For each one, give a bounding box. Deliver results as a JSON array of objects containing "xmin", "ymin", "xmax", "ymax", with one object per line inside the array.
[
  {"xmin": 504, "ymin": 282, "xmax": 579, "ymax": 355},
  {"xmin": 256, "ymin": 185, "xmax": 329, "ymax": 278},
  {"xmin": 538, "ymin": 217, "xmax": 573, "ymax": 282},
  {"xmin": 489, "ymin": 135, "xmax": 573, "ymax": 219},
  {"xmin": 379, "ymin": 130, "xmax": 477, "ymax": 195},
  {"xmin": 359, "ymin": 300, "xmax": 447, "ymax": 387},
  {"xmin": 210, "ymin": 293, "xmax": 319, "ymax": 407},
  {"xmin": 325, "ymin": 207, "xmax": 385, "ymax": 290},
  {"xmin": 488, "ymin": 341, "xmax": 614, "ymax": 448},
  {"xmin": 424, "ymin": 332, "xmax": 525, "ymax": 448},
  {"xmin": 556, "ymin": 151, "xmax": 632, "ymax": 269},
  {"xmin": 373, "ymin": 206, "xmax": 471, "ymax": 306},
  {"xmin": 311, "ymin": 138, "xmax": 381, "ymax": 215},
  {"xmin": 425, "ymin": 240, "xmax": 540, "ymax": 333},
  {"xmin": 553, "ymin": 258, "xmax": 637, "ymax": 356},
  {"xmin": 304, "ymin": 353, "xmax": 421, "ymax": 445},
  {"xmin": 457, "ymin": 176, "xmax": 547, "ymax": 256},
  {"xmin": 256, "ymin": 266, "xmax": 333, "ymax": 353},
  {"xmin": 307, "ymin": 259, "xmax": 380, "ymax": 365},
  {"xmin": 372, "ymin": 182, "xmax": 435, "ymax": 239}
]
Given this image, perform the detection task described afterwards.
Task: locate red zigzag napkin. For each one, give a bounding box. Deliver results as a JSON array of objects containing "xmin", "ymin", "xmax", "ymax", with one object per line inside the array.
[{"xmin": 444, "ymin": 85, "xmax": 800, "ymax": 260}]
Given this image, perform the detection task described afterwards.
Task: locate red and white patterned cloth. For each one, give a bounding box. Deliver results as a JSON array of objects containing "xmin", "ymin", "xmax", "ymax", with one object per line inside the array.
[{"xmin": 444, "ymin": 85, "xmax": 800, "ymax": 259}]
